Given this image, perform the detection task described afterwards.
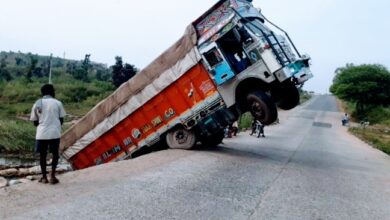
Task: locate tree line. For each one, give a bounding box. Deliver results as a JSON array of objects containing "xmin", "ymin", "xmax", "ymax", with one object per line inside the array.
[{"xmin": 0, "ymin": 51, "xmax": 137, "ymax": 88}]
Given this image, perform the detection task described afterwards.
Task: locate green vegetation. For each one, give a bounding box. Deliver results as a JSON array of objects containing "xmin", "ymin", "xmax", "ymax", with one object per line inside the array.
[
  {"xmin": 330, "ymin": 64, "xmax": 390, "ymax": 121},
  {"xmin": 330, "ymin": 63, "xmax": 390, "ymax": 155},
  {"xmin": 299, "ymin": 89, "xmax": 312, "ymax": 104},
  {"xmin": 112, "ymin": 56, "xmax": 138, "ymax": 88},
  {"xmin": 0, "ymin": 51, "xmax": 138, "ymax": 153},
  {"xmin": 238, "ymin": 112, "xmax": 253, "ymax": 130},
  {"xmin": 0, "ymin": 119, "xmax": 36, "ymax": 153},
  {"xmin": 350, "ymin": 127, "xmax": 390, "ymax": 155}
]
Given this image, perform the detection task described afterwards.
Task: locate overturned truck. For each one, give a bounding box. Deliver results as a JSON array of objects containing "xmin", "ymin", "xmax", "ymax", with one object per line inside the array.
[{"xmin": 60, "ymin": 0, "xmax": 313, "ymax": 169}]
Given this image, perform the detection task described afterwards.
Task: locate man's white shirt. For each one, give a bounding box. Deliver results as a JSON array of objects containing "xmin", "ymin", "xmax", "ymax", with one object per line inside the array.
[{"xmin": 30, "ymin": 95, "xmax": 66, "ymax": 140}]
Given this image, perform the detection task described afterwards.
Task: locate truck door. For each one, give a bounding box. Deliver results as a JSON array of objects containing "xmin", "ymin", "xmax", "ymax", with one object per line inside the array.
[
  {"xmin": 202, "ymin": 46, "xmax": 235, "ymax": 86},
  {"xmin": 216, "ymin": 27, "xmax": 252, "ymax": 74}
]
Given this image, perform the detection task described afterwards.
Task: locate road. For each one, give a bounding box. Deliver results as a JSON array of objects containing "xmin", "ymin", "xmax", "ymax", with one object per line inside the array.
[{"xmin": 1, "ymin": 95, "xmax": 390, "ymax": 220}]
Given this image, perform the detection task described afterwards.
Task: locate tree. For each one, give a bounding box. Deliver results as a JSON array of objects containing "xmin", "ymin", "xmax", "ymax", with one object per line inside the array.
[
  {"xmin": 72, "ymin": 54, "xmax": 91, "ymax": 82},
  {"xmin": 26, "ymin": 55, "xmax": 38, "ymax": 81},
  {"xmin": 82, "ymin": 54, "xmax": 91, "ymax": 73},
  {"xmin": 122, "ymin": 63, "xmax": 137, "ymax": 81},
  {"xmin": 111, "ymin": 56, "xmax": 137, "ymax": 88},
  {"xmin": 52, "ymin": 58, "xmax": 64, "ymax": 68},
  {"xmin": 66, "ymin": 61, "xmax": 77, "ymax": 75},
  {"xmin": 330, "ymin": 64, "xmax": 390, "ymax": 114},
  {"xmin": 96, "ymin": 69, "xmax": 111, "ymax": 81},
  {"xmin": 0, "ymin": 56, "xmax": 12, "ymax": 81},
  {"xmin": 14, "ymin": 57, "xmax": 25, "ymax": 66},
  {"xmin": 73, "ymin": 68, "xmax": 88, "ymax": 82},
  {"xmin": 111, "ymin": 56, "xmax": 123, "ymax": 88}
]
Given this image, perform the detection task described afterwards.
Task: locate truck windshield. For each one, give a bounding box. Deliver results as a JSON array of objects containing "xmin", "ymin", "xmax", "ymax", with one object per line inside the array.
[{"xmin": 242, "ymin": 18, "xmax": 269, "ymax": 38}]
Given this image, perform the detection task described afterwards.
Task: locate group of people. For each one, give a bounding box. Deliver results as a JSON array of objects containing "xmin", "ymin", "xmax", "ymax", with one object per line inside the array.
[{"xmin": 224, "ymin": 119, "xmax": 266, "ymax": 139}]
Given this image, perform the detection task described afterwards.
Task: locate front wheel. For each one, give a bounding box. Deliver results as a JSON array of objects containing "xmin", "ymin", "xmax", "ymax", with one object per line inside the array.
[
  {"xmin": 166, "ymin": 127, "xmax": 196, "ymax": 150},
  {"xmin": 246, "ymin": 91, "xmax": 277, "ymax": 125},
  {"xmin": 272, "ymin": 81, "xmax": 300, "ymax": 110}
]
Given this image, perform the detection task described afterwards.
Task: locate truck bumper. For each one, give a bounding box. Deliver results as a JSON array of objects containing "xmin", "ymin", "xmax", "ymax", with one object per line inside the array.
[{"xmin": 274, "ymin": 58, "xmax": 313, "ymax": 85}]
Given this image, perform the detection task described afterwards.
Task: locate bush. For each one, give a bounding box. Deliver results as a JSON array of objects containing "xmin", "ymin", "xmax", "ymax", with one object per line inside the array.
[
  {"xmin": 239, "ymin": 112, "xmax": 253, "ymax": 130},
  {"xmin": 349, "ymin": 105, "xmax": 390, "ymax": 125},
  {"xmin": 365, "ymin": 106, "xmax": 390, "ymax": 124}
]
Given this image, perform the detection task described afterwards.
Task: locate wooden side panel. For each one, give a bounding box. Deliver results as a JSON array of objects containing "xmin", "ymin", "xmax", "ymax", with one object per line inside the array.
[{"xmin": 69, "ymin": 64, "xmax": 219, "ymax": 169}]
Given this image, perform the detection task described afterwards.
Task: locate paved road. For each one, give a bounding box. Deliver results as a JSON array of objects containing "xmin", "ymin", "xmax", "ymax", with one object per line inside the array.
[{"xmin": 1, "ymin": 95, "xmax": 390, "ymax": 220}]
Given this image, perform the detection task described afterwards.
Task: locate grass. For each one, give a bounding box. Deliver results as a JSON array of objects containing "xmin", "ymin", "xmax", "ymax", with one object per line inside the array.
[
  {"xmin": 0, "ymin": 77, "xmax": 115, "ymax": 153},
  {"xmin": 349, "ymin": 126, "xmax": 390, "ymax": 155},
  {"xmin": 0, "ymin": 51, "xmax": 118, "ymax": 154},
  {"xmin": 338, "ymin": 99, "xmax": 390, "ymax": 155},
  {"xmin": 0, "ymin": 119, "xmax": 36, "ymax": 153}
]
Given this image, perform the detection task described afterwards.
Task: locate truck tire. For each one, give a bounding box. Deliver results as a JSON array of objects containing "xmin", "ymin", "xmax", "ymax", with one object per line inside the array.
[
  {"xmin": 200, "ymin": 130, "xmax": 225, "ymax": 147},
  {"xmin": 166, "ymin": 127, "xmax": 196, "ymax": 150},
  {"xmin": 246, "ymin": 91, "xmax": 277, "ymax": 125},
  {"xmin": 273, "ymin": 82, "xmax": 300, "ymax": 110}
]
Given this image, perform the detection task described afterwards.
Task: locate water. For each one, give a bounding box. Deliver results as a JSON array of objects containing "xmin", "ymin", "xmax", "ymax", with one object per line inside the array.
[{"xmin": 0, "ymin": 157, "xmax": 38, "ymax": 167}]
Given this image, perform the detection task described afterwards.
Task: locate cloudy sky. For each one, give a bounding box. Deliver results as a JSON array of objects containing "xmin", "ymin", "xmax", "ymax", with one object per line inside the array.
[{"xmin": 0, "ymin": 0, "xmax": 389, "ymax": 93}]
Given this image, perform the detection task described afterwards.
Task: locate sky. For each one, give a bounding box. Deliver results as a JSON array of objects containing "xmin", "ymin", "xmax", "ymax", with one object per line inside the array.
[{"xmin": 0, "ymin": 0, "xmax": 389, "ymax": 93}]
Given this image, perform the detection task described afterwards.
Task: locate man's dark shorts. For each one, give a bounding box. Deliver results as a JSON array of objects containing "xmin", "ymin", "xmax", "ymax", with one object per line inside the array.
[{"xmin": 35, "ymin": 139, "xmax": 60, "ymax": 153}]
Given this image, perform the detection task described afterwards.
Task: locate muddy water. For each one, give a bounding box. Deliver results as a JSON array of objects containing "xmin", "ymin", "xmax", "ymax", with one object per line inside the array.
[{"xmin": 0, "ymin": 156, "xmax": 38, "ymax": 167}]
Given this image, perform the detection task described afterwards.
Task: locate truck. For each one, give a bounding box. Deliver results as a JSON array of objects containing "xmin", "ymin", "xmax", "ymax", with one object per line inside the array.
[{"xmin": 60, "ymin": 0, "xmax": 313, "ymax": 170}]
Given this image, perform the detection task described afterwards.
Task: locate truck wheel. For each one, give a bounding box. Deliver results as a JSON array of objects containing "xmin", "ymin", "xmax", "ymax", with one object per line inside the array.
[
  {"xmin": 274, "ymin": 82, "xmax": 300, "ymax": 110},
  {"xmin": 166, "ymin": 127, "xmax": 196, "ymax": 150},
  {"xmin": 200, "ymin": 130, "xmax": 225, "ymax": 147},
  {"xmin": 246, "ymin": 91, "xmax": 277, "ymax": 125}
]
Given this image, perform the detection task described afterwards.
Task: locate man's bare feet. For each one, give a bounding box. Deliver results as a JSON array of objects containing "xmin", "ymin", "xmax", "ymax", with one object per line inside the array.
[
  {"xmin": 49, "ymin": 177, "xmax": 59, "ymax": 184},
  {"xmin": 38, "ymin": 177, "xmax": 48, "ymax": 184}
]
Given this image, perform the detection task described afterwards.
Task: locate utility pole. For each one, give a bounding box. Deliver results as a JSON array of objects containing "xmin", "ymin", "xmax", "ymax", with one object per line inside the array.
[{"xmin": 48, "ymin": 53, "xmax": 53, "ymax": 84}]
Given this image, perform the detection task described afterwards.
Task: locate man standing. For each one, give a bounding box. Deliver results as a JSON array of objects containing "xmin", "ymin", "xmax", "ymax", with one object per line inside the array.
[
  {"xmin": 257, "ymin": 121, "xmax": 265, "ymax": 138},
  {"xmin": 30, "ymin": 84, "xmax": 66, "ymax": 184},
  {"xmin": 250, "ymin": 119, "xmax": 257, "ymax": 136}
]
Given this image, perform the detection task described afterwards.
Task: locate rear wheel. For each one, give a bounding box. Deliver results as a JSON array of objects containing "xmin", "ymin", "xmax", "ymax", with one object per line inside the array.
[
  {"xmin": 166, "ymin": 127, "xmax": 196, "ymax": 150},
  {"xmin": 200, "ymin": 130, "xmax": 225, "ymax": 147},
  {"xmin": 246, "ymin": 91, "xmax": 277, "ymax": 125}
]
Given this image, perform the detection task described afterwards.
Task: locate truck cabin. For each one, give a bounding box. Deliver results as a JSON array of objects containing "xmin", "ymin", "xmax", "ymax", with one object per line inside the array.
[
  {"xmin": 201, "ymin": 14, "xmax": 300, "ymax": 84},
  {"xmin": 197, "ymin": 0, "xmax": 311, "ymax": 88},
  {"xmin": 201, "ymin": 18, "xmax": 269, "ymax": 84}
]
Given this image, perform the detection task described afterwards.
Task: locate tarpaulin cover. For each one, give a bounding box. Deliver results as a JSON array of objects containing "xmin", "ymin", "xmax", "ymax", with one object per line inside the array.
[{"xmin": 60, "ymin": 25, "xmax": 200, "ymax": 156}]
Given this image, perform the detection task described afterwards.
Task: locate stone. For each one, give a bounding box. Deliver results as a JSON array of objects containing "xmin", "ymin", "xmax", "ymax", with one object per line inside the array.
[
  {"xmin": 56, "ymin": 164, "xmax": 72, "ymax": 173},
  {"xmin": 18, "ymin": 168, "xmax": 30, "ymax": 177},
  {"xmin": 26, "ymin": 175, "xmax": 39, "ymax": 181},
  {"xmin": 28, "ymin": 166, "xmax": 42, "ymax": 175},
  {"xmin": 0, "ymin": 177, "xmax": 7, "ymax": 188},
  {"xmin": 19, "ymin": 179, "xmax": 30, "ymax": 184},
  {"xmin": 8, "ymin": 179, "xmax": 21, "ymax": 186},
  {"xmin": 0, "ymin": 168, "xmax": 18, "ymax": 177}
]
